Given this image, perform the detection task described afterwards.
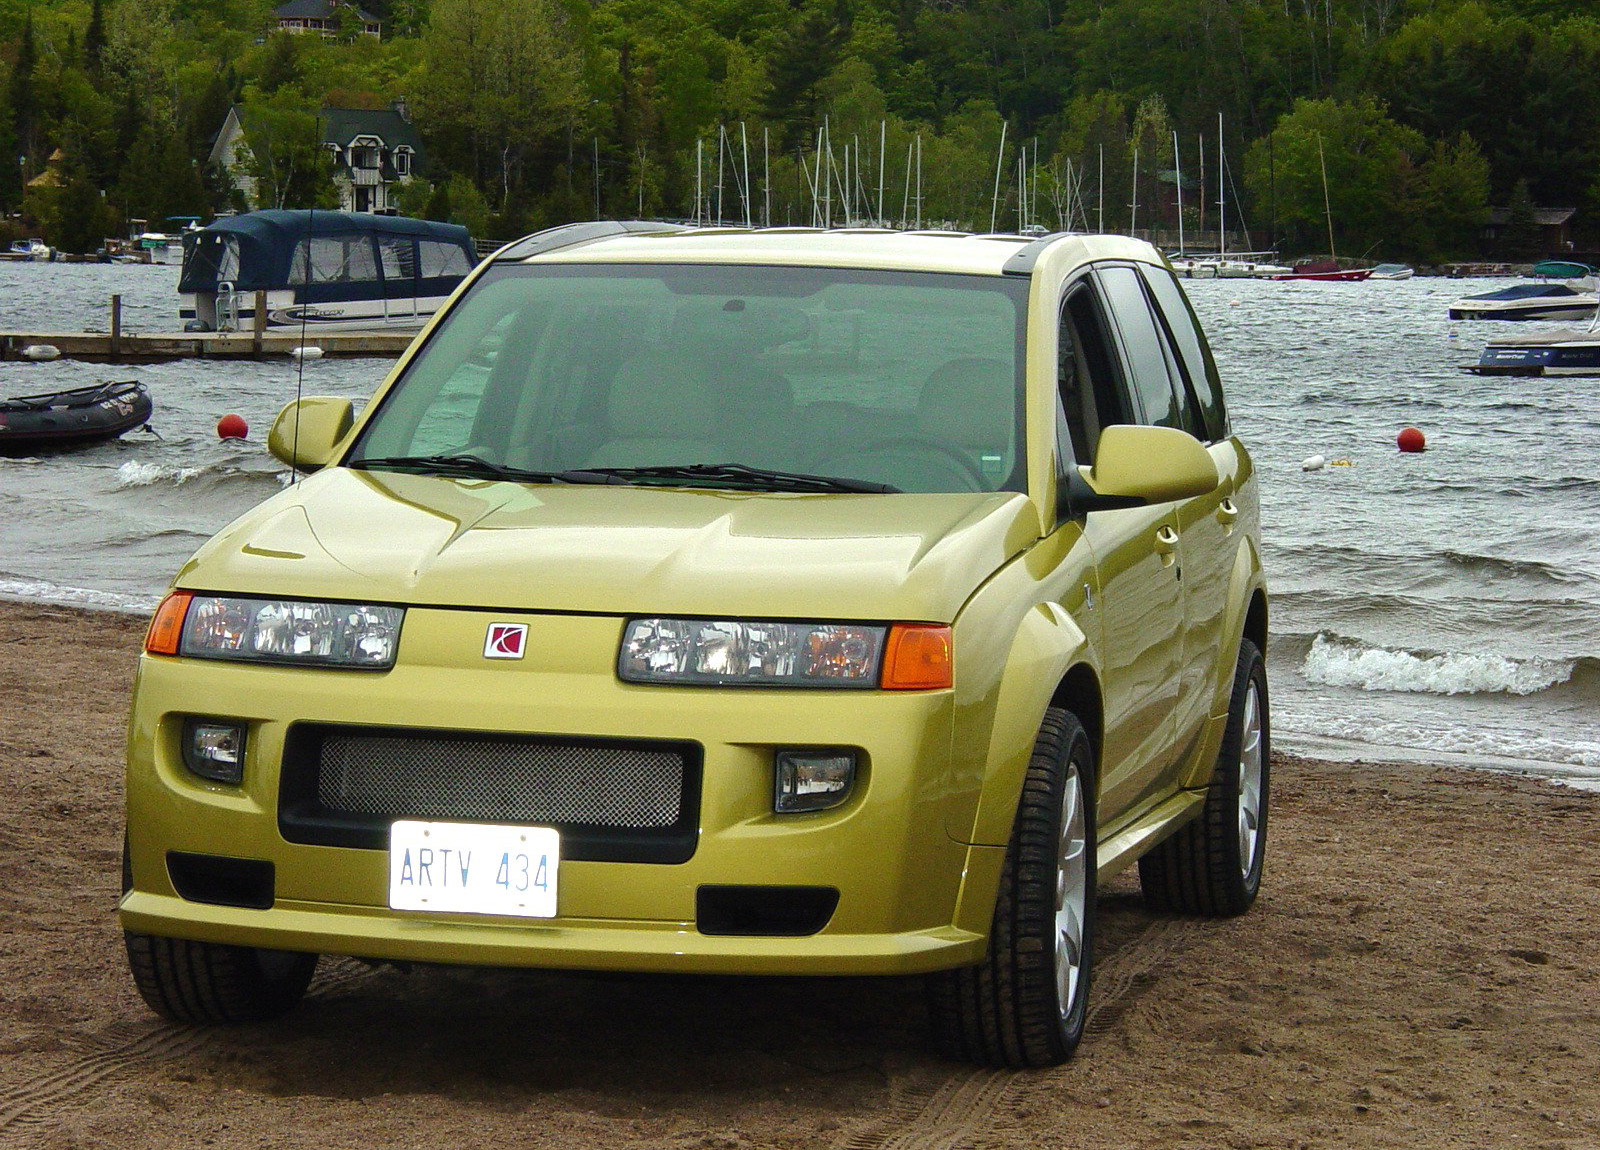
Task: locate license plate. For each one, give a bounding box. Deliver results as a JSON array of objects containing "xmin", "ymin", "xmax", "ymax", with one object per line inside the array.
[{"xmin": 388, "ymin": 820, "xmax": 559, "ymax": 918}]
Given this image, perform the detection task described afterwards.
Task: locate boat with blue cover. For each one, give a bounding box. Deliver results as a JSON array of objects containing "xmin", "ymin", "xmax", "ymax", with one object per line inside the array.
[{"xmin": 178, "ymin": 210, "xmax": 477, "ymax": 333}]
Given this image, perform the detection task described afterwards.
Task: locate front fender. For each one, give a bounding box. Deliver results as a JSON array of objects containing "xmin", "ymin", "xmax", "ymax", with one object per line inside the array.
[{"xmin": 947, "ymin": 599, "xmax": 1092, "ymax": 849}]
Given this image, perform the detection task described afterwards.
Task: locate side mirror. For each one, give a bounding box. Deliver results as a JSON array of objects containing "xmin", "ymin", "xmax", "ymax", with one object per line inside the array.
[
  {"xmin": 267, "ymin": 397, "xmax": 354, "ymax": 472},
  {"xmin": 1064, "ymin": 424, "xmax": 1219, "ymax": 515}
]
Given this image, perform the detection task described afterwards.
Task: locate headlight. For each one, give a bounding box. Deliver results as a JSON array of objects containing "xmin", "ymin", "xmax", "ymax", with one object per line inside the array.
[
  {"xmin": 166, "ymin": 594, "xmax": 404, "ymax": 669},
  {"xmin": 619, "ymin": 618, "xmax": 886, "ymax": 687}
]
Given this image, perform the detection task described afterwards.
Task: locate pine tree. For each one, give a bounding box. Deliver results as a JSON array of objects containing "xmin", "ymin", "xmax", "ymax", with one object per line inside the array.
[{"xmin": 85, "ymin": 0, "xmax": 108, "ymax": 73}]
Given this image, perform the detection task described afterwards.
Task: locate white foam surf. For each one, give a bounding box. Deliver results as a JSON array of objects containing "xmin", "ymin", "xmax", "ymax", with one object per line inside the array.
[{"xmin": 1301, "ymin": 633, "xmax": 1572, "ymax": 696}]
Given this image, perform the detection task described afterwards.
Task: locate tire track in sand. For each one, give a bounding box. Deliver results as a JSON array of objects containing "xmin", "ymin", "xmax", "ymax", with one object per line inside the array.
[
  {"xmin": 838, "ymin": 915, "xmax": 1203, "ymax": 1150},
  {"xmin": 0, "ymin": 957, "xmax": 377, "ymax": 1137}
]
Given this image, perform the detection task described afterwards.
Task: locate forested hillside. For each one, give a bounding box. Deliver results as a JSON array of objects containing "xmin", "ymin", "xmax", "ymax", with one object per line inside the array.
[{"xmin": 2, "ymin": 0, "xmax": 1597, "ymax": 258}]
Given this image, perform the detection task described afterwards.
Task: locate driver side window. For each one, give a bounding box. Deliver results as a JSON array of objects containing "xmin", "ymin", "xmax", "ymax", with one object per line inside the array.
[{"xmin": 1056, "ymin": 281, "xmax": 1135, "ymax": 472}]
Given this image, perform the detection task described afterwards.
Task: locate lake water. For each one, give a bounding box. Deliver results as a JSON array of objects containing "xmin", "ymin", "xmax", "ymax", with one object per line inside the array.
[{"xmin": 1, "ymin": 260, "xmax": 1596, "ymax": 787}]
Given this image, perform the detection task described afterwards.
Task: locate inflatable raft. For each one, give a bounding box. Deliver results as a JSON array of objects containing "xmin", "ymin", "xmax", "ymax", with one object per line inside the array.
[{"xmin": 0, "ymin": 380, "xmax": 152, "ymax": 452}]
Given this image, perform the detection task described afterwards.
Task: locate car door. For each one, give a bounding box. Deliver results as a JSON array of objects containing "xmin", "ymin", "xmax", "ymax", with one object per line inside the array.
[
  {"xmin": 1096, "ymin": 264, "xmax": 1229, "ymax": 781},
  {"xmin": 1053, "ymin": 276, "xmax": 1183, "ymax": 826},
  {"xmin": 1139, "ymin": 264, "xmax": 1241, "ymax": 775}
]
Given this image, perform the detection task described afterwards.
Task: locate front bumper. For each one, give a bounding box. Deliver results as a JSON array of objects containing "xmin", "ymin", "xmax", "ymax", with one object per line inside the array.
[{"xmin": 122, "ymin": 608, "xmax": 1002, "ymax": 976}]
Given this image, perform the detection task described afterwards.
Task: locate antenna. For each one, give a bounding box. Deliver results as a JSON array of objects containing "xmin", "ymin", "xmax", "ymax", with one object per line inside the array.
[{"xmin": 290, "ymin": 114, "xmax": 322, "ymax": 485}]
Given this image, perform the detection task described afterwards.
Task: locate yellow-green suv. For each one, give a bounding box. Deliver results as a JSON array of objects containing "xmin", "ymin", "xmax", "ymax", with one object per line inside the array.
[{"xmin": 122, "ymin": 223, "xmax": 1268, "ymax": 1068}]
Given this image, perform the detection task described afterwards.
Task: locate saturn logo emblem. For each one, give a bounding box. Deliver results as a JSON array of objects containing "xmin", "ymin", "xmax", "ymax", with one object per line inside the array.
[{"xmin": 484, "ymin": 622, "xmax": 528, "ymax": 660}]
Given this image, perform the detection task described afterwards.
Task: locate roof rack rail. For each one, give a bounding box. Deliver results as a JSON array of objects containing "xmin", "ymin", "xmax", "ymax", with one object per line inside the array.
[
  {"xmin": 1001, "ymin": 231, "xmax": 1074, "ymax": 276},
  {"xmin": 492, "ymin": 220, "xmax": 689, "ymax": 263}
]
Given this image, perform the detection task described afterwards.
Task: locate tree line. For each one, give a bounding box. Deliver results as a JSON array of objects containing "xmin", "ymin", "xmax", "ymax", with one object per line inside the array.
[{"xmin": 1, "ymin": 0, "xmax": 1596, "ymax": 260}]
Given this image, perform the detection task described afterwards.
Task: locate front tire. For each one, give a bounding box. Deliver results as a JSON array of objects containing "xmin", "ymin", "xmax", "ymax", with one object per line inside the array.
[
  {"xmin": 124, "ymin": 931, "xmax": 317, "ymax": 1025},
  {"xmin": 1139, "ymin": 637, "xmax": 1270, "ymax": 916},
  {"xmin": 927, "ymin": 707, "xmax": 1097, "ymax": 1067}
]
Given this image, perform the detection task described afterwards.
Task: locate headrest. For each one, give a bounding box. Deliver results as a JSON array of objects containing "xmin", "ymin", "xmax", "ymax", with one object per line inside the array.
[{"xmin": 917, "ymin": 357, "xmax": 1014, "ymax": 448}]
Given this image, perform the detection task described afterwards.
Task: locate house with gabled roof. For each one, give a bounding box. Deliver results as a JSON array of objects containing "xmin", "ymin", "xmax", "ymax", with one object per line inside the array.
[
  {"xmin": 209, "ymin": 102, "xmax": 424, "ymax": 215},
  {"xmin": 274, "ymin": 0, "xmax": 381, "ymax": 38}
]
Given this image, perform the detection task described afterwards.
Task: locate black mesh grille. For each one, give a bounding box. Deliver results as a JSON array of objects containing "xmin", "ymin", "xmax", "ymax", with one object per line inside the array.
[
  {"xmin": 317, "ymin": 735, "xmax": 685, "ymax": 828},
  {"xmin": 279, "ymin": 724, "xmax": 701, "ymax": 863}
]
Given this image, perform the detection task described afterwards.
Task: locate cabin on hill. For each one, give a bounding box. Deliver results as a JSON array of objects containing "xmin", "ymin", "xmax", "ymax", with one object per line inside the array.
[
  {"xmin": 210, "ymin": 103, "xmax": 423, "ymax": 215},
  {"xmin": 273, "ymin": 0, "xmax": 381, "ymax": 38}
]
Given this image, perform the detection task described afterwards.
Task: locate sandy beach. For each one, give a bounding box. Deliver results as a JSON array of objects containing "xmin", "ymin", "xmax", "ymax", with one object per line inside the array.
[{"xmin": 2, "ymin": 598, "xmax": 1597, "ymax": 1149}]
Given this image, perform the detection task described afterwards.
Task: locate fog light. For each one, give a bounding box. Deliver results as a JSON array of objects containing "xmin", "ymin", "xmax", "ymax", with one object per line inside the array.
[
  {"xmin": 182, "ymin": 719, "xmax": 247, "ymax": 785},
  {"xmin": 774, "ymin": 749, "xmax": 857, "ymax": 813}
]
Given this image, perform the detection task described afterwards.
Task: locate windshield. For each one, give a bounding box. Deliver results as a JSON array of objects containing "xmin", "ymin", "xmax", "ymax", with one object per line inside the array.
[{"xmin": 348, "ymin": 263, "xmax": 1030, "ymax": 495}]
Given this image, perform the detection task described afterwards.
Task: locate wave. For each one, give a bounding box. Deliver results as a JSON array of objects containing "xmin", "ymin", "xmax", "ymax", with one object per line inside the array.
[
  {"xmin": 0, "ymin": 577, "xmax": 159, "ymax": 615},
  {"xmin": 1299, "ymin": 633, "xmax": 1574, "ymax": 696},
  {"xmin": 1440, "ymin": 549, "xmax": 1592, "ymax": 584},
  {"xmin": 115, "ymin": 460, "xmax": 207, "ymax": 487}
]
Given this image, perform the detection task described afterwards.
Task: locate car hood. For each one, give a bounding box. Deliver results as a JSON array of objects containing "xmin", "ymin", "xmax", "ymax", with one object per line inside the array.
[{"xmin": 177, "ymin": 468, "xmax": 1042, "ymax": 622}]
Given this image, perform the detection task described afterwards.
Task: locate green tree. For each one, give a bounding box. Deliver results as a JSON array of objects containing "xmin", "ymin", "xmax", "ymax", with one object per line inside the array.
[
  {"xmin": 1243, "ymin": 95, "xmax": 1426, "ymax": 258},
  {"xmin": 415, "ymin": 0, "xmax": 585, "ymax": 206},
  {"xmin": 232, "ymin": 93, "xmax": 339, "ymax": 209}
]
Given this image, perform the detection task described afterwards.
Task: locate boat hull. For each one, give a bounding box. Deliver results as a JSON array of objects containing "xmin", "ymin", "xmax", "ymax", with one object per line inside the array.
[
  {"xmin": 1449, "ymin": 301, "xmax": 1600, "ymax": 321},
  {"xmin": 1272, "ymin": 269, "xmax": 1373, "ymax": 282}
]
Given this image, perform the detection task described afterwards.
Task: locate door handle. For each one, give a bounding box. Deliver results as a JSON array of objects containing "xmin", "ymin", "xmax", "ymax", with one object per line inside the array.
[{"xmin": 1154, "ymin": 524, "xmax": 1179, "ymax": 567}]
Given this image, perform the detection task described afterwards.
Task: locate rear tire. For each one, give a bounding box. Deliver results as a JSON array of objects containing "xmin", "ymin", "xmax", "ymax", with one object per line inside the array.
[
  {"xmin": 1139, "ymin": 638, "xmax": 1269, "ymax": 916},
  {"xmin": 124, "ymin": 931, "xmax": 317, "ymax": 1025},
  {"xmin": 927, "ymin": 707, "xmax": 1096, "ymax": 1067}
]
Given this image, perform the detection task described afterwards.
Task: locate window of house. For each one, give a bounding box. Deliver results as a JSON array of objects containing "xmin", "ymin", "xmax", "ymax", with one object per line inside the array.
[{"xmin": 393, "ymin": 148, "xmax": 412, "ymax": 177}]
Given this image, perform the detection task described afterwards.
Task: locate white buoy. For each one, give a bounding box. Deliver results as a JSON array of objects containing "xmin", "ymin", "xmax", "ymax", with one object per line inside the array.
[
  {"xmin": 289, "ymin": 346, "xmax": 324, "ymax": 361},
  {"xmin": 1301, "ymin": 454, "xmax": 1326, "ymax": 471},
  {"xmin": 20, "ymin": 344, "xmax": 60, "ymax": 362}
]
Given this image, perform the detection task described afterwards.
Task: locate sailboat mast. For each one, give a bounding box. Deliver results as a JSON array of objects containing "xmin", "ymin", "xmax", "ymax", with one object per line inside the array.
[
  {"xmin": 990, "ymin": 122, "xmax": 1008, "ymax": 233},
  {"xmin": 1217, "ymin": 112, "xmax": 1226, "ymax": 259},
  {"xmin": 1130, "ymin": 146, "xmax": 1139, "ymax": 234},
  {"xmin": 1319, "ymin": 134, "xmax": 1336, "ymax": 260},
  {"xmin": 1174, "ymin": 130, "xmax": 1185, "ymax": 255}
]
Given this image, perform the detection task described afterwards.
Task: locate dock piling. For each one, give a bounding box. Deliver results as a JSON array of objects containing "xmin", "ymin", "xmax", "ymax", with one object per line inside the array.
[
  {"xmin": 252, "ymin": 290, "xmax": 267, "ymax": 354},
  {"xmin": 109, "ymin": 295, "xmax": 122, "ymax": 358}
]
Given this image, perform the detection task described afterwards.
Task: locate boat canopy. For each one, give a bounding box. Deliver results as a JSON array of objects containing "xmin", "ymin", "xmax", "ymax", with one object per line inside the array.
[
  {"xmin": 1464, "ymin": 283, "xmax": 1583, "ymax": 302},
  {"xmin": 179, "ymin": 210, "xmax": 474, "ymax": 294}
]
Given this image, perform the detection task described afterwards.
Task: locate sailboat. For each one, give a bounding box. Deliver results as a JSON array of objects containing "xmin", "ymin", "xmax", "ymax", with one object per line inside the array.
[{"xmin": 1272, "ymin": 136, "xmax": 1372, "ymax": 281}]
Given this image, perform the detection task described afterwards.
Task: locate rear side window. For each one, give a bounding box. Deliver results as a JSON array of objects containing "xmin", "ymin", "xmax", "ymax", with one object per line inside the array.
[
  {"xmin": 1096, "ymin": 266, "xmax": 1203, "ymax": 437},
  {"xmin": 1140, "ymin": 266, "xmax": 1228, "ymax": 442}
]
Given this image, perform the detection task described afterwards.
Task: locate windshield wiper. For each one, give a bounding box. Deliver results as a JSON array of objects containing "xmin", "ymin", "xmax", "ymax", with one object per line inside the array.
[
  {"xmin": 346, "ymin": 454, "xmax": 628, "ymax": 485},
  {"xmin": 581, "ymin": 462, "xmax": 900, "ymax": 494}
]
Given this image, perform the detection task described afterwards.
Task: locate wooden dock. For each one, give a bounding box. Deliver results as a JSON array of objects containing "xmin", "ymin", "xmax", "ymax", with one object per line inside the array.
[
  {"xmin": 0, "ymin": 292, "xmax": 417, "ymax": 362},
  {"xmin": 0, "ymin": 328, "xmax": 415, "ymax": 363}
]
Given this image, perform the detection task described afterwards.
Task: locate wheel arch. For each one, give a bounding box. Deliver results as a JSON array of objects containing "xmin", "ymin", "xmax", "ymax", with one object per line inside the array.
[{"xmin": 956, "ymin": 601, "xmax": 1100, "ymax": 848}]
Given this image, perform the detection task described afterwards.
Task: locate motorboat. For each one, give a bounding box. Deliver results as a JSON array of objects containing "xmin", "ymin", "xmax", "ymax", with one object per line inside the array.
[
  {"xmin": 0, "ymin": 380, "xmax": 152, "ymax": 452},
  {"xmin": 1272, "ymin": 259, "xmax": 1372, "ymax": 282},
  {"xmin": 178, "ymin": 210, "xmax": 478, "ymax": 332},
  {"xmin": 1447, "ymin": 282, "xmax": 1600, "ymax": 320},
  {"xmin": 1466, "ymin": 303, "xmax": 1600, "ymax": 375},
  {"xmin": 1369, "ymin": 263, "xmax": 1415, "ymax": 280},
  {"xmin": 1216, "ymin": 254, "xmax": 1292, "ymax": 278},
  {"xmin": 137, "ymin": 232, "xmax": 184, "ymax": 264},
  {"xmin": 3, "ymin": 238, "xmax": 52, "ymax": 261},
  {"xmin": 1168, "ymin": 255, "xmax": 1217, "ymax": 279}
]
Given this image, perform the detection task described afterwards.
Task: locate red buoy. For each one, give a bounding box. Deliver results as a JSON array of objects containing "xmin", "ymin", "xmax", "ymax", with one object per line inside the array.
[
  {"xmin": 217, "ymin": 413, "xmax": 249, "ymax": 440},
  {"xmin": 1397, "ymin": 426, "xmax": 1426, "ymax": 453}
]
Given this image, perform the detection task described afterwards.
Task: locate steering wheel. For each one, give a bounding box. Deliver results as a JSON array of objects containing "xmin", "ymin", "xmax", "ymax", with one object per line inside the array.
[{"xmin": 830, "ymin": 435, "xmax": 988, "ymax": 492}]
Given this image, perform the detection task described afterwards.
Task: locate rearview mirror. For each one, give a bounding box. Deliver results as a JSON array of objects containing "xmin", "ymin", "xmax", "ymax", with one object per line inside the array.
[
  {"xmin": 267, "ymin": 397, "xmax": 355, "ymax": 472},
  {"xmin": 1069, "ymin": 424, "xmax": 1220, "ymax": 512}
]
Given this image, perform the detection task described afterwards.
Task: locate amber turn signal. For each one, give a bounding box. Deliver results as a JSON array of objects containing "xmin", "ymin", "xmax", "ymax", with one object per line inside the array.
[
  {"xmin": 145, "ymin": 591, "xmax": 193, "ymax": 656},
  {"xmin": 882, "ymin": 623, "xmax": 953, "ymax": 690}
]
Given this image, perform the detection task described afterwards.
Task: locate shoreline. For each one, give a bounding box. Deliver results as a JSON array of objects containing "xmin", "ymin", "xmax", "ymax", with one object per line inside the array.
[
  {"xmin": 2, "ymin": 598, "xmax": 1598, "ymax": 1148},
  {"xmin": 5, "ymin": 591, "xmax": 1592, "ymax": 791}
]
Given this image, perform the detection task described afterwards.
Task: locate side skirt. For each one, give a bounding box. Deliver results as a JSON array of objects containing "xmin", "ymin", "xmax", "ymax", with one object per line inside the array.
[{"xmin": 1096, "ymin": 790, "xmax": 1207, "ymax": 882}]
